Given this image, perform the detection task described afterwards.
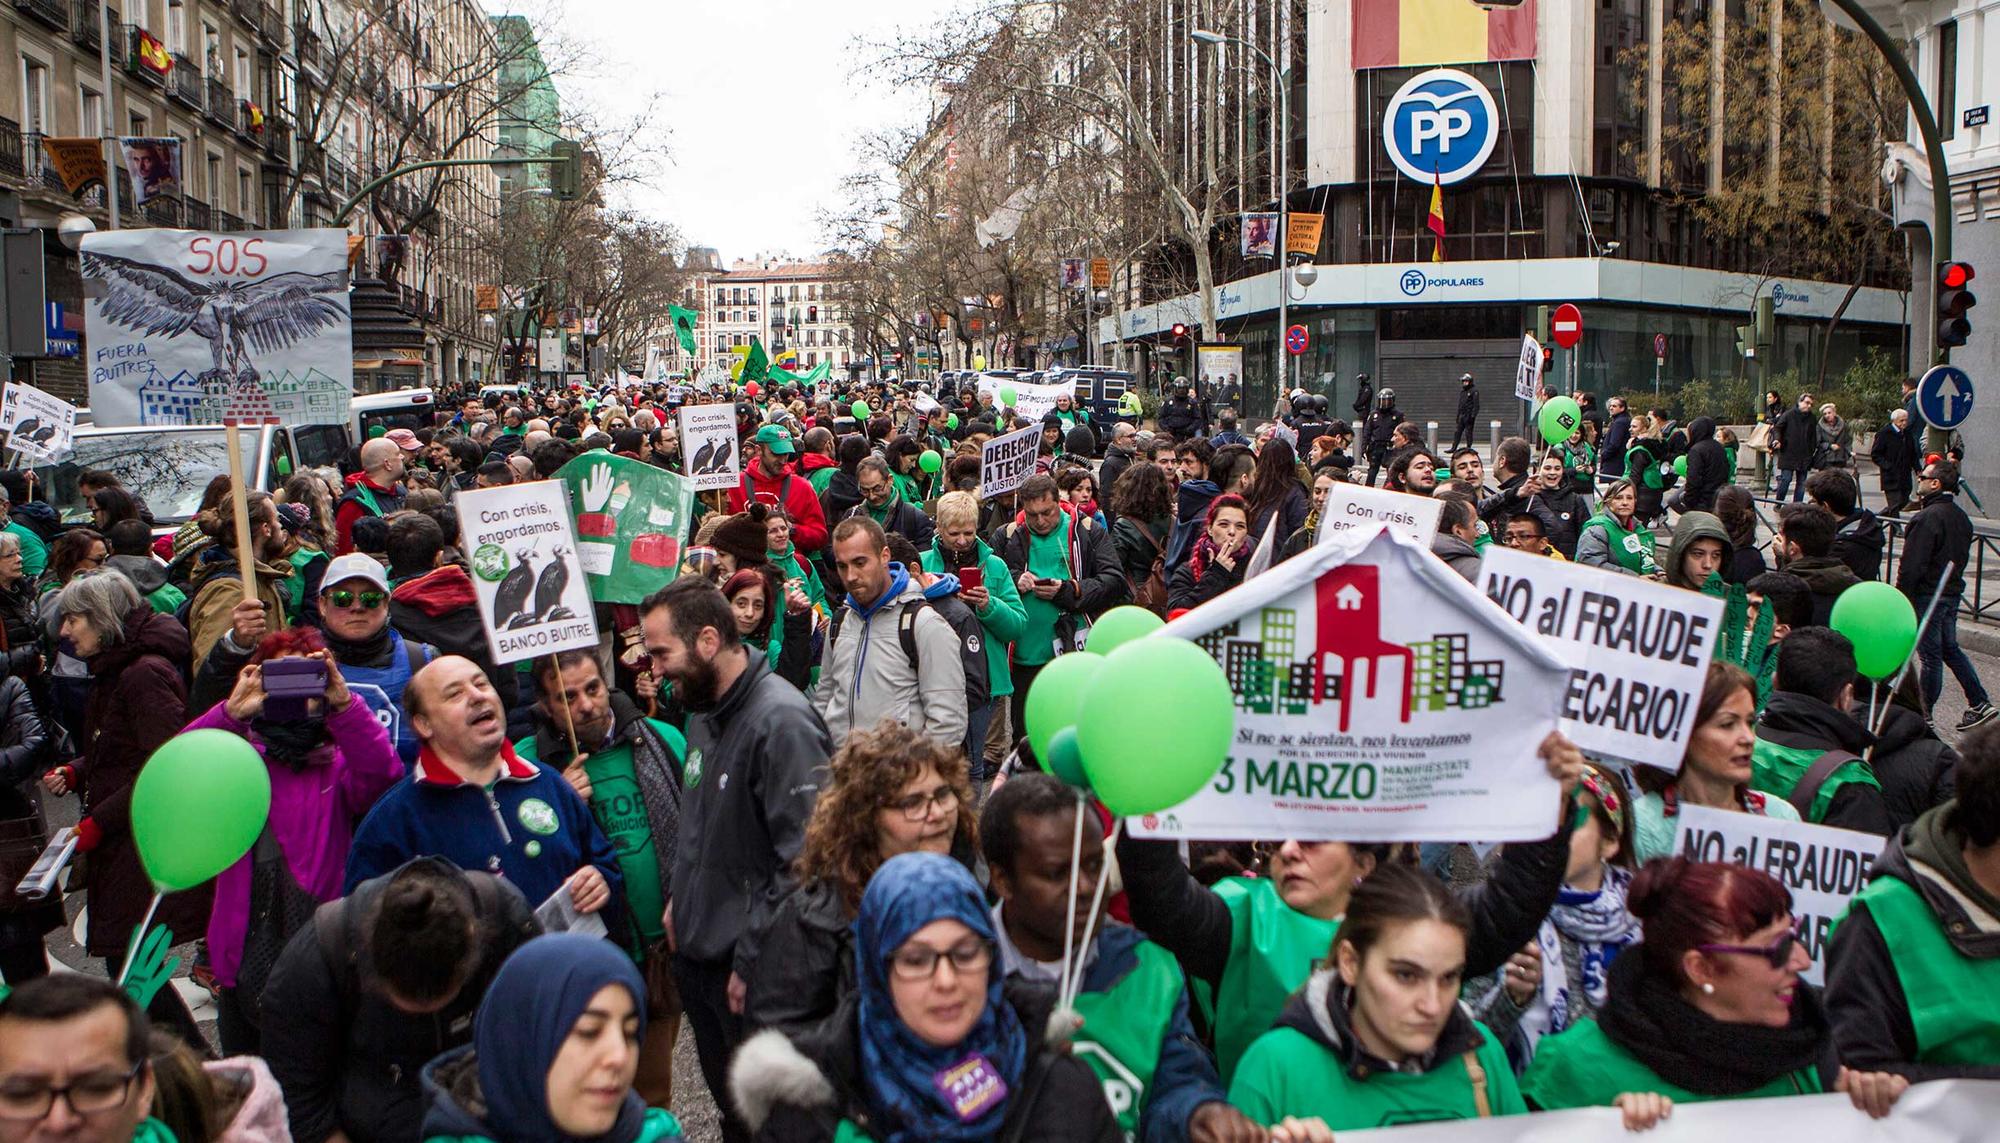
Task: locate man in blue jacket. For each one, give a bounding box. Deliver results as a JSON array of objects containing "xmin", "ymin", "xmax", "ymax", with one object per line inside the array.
[
  {"xmin": 343, "ymin": 655, "xmax": 622, "ymax": 936},
  {"xmin": 984, "ymin": 773, "xmax": 1253, "ymax": 1143}
]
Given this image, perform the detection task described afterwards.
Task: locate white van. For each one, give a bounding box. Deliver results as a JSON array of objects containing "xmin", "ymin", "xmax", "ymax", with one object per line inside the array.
[{"xmin": 350, "ymin": 387, "xmax": 436, "ymax": 442}]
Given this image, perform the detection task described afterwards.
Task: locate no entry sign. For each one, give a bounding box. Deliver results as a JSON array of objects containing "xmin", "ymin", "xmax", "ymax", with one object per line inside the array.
[{"xmin": 1552, "ymin": 303, "xmax": 1583, "ymax": 349}]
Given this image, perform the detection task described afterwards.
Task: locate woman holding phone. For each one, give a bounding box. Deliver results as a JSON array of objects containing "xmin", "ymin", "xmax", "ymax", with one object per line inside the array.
[{"xmin": 922, "ymin": 492, "xmax": 1024, "ymax": 785}]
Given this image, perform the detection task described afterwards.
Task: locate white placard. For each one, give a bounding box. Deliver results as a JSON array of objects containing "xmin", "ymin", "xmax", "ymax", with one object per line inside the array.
[
  {"xmin": 1131, "ymin": 528, "xmax": 1573, "ymax": 842},
  {"xmin": 1672, "ymin": 804, "xmax": 1886, "ymax": 985},
  {"xmin": 1341, "ymin": 1081, "xmax": 2000, "ymax": 1143},
  {"xmin": 976, "ymin": 376, "xmax": 1072, "ymax": 423},
  {"xmin": 81, "ymin": 228, "xmax": 353, "ymax": 428},
  {"xmin": 1315, "ymin": 482, "xmax": 1445, "ymax": 550},
  {"xmin": 538, "ymin": 336, "xmax": 563, "ymax": 374},
  {"xmin": 456, "ymin": 479, "xmax": 600, "ymax": 666},
  {"xmin": 1479, "ymin": 547, "xmax": 1725, "ymax": 770},
  {"xmin": 677, "ymin": 403, "xmax": 742, "ymax": 492},
  {"xmin": 980, "ymin": 424, "xmax": 1041, "ymax": 499},
  {"xmin": 1515, "ymin": 332, "xmax": 1543, "ymax": 402},
  {"xmin": 0, "ymin": 381, "xmax": 78, "ymax": 460}
]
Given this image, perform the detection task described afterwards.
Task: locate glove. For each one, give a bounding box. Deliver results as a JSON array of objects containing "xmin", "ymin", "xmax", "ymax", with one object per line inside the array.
[{"xmin": 74, "ymin": 816, "xmax": 102, "ymax": 853}]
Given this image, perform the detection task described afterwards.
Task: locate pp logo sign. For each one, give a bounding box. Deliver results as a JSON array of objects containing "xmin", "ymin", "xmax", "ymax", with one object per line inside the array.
[{"xmin": 1384, "ymin": 68, "xmax": 1500, "ymax": 185}]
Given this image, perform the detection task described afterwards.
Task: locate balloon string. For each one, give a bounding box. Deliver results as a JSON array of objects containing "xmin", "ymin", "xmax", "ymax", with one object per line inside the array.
[
  {"xmin": 1054, "ymin": 790, "xmax": 1084, "ymax": 1016},
  {"xmin": 1061, "ymin": 817, "xmax": 1123, "ymax": 1012},
  {"xmin": 115, "ymin": 892, "xmax": 163, "ymax": 988}
]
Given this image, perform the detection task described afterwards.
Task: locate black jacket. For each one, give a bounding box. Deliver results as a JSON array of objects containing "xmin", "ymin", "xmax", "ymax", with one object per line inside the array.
[
  {"xmin": 260, "ymin": 858, "xmax": 540, "ymax": 1143},
  {"xmin": 1479, "ymin": 472, "xmax": 1558, "ymax": 537},
  {"xmin": 1831, "ymin": 509, "xmax": 1885, "ymax": 582},
  {"xmin": 995, "ymin": 511, "xmax": 1128, "ymax": 621},
  {"xmin": 1167, "ymin": 549, "xmax": 1244, "ymax": 612},
  {"xmin": 1897, "ymin": 491, "xmax": 1972, "ymax": 602},
  {"xmin": 1855, "ymin": 703, "xmax": 1958, "ymax": 830},
  {"xmin": 1825, "ymin": 805, "xmax": 2000, "ymax": 1082},
  {"xmin": 1457, "ymin": 384, "xmax": 1480, "ymax": 423},
  {"xmin": 1773, "ymin": 407, "xmax": 1816, "ymax": 469},
  {"xmin": 732, "ymin": 985, "xmax": 1121, "ymax": 1143},
  {"xmin": 1870, "ymin": 425, "xmax": 1920, "ymax": 492},
  {"xmin": 1160, "ymin": 398, "xmax": 1206, "ymax": 441},
  {"xmin": 1755, "ymin": 691, "xmax": 1895, "ymax": 836},
  {"xmin": 1680, "ymin": 417, "xmax": 1728, "ymax": 513},
  {"xmin": 843, "ymin": 497, "xmax": 935, "ymax": 549},
  {"xmin": 1098, "ymin": 446, "xmax": 1134, "ymax": 515},
  {"xmin": 0, "ymin": 674, "xmax": 56, "ymax": 945},
  {"xmin": 1250, "ymin": 484, "xmax": 1309, "ymax": 553},
  {"xmin": 1528, "ymin": 486, "xmax": 1588, "ymax": 559},
  {"xmin": 1364, "ymin": 407, "xmax": 1403, "ymax": 459},
  {"xmin": 1599, "ymin": 411, "xmax": 1632, "ymax": 478},
  {"xmin": 0, "ymin": 580, "xmax": 39, "ymax": 680},
  {"xmin": 1783, "ymin": 554, "xmax": 1862, "ymax": 627}
]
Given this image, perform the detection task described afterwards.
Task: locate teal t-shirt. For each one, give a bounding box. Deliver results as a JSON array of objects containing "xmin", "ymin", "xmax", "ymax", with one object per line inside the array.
[{"xmin": 1017, "ymin": 515, "xmax": 1073, "ymax": 667}]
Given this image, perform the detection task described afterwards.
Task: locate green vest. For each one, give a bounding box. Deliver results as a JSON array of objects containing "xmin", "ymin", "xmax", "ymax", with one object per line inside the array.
[
  {"xmin": 1752, "ymin": 734, "xmax": 1881, "ymax": 824},
  {"xmin": 1521, "ymin": 1017, "xmax": 1818, "ymax": 1111},
  {"xmin": 426, "ymin": 1106, "xmax": 684, "ymax": 1143},
  {"xmin": 1230, "ymin": 1022, "xmax": 1525, "ymax": 1130},
  {"xmin": 1583, "ymin": 512, "xmax": 1658, "ymax": 575},
  {"xmin": 1629, "ymin": 442, "xmax": 1665, "ymax": 489},
  {"xmin": 1202, "ymin": 877, "xmax": 1341, "ymax": 1085},
  {"xmin": 1848, "ymin": 874, "xmax": 2000, "ymax": 1065},
  {"xmin": 1071, "ymin": 940, "xmax": 1184, "ymax": 1136}
]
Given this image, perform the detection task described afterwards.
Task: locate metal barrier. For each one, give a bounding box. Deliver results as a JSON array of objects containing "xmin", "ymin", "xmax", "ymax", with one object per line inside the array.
[{"xmin": 1746, "ymin": 494, "xmax": 2000, "ymax": 621}]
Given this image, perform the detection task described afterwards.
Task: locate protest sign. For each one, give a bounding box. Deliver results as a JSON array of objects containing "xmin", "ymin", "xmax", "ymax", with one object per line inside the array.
[
  {"xmin": 1479, "ymin": 547, "xmax": 1723, "ymax": 770},
  {"xmin": 1314, "ymin": 482, "xmax": 1444, "ymax": 550},
  {"xmin": 974, "ymin": 375, "xmax": 1071, "ymax": 422},
  {"xmin": 1339, "ymin": 1081, "xmax": 1999, "ymax": 1143},
  {"xmin": 1673, "ymin": 804, "xmax": 1886, "ymax": 985},
  {"xmin": 81, "ymin": 228, "xmax": 352, "ymax": 428},
  {"xmin": 1131, "ymin": 527, "xmax": 1572, "ymax": 843},
  {"xmin": 457, "ymin": 480, "xmax": 599, "ymax": 665},
  {"xmin": 0, "ymin": 381, "xmax": 78, "ymax": 460},
  {"xmin": 677, "ymin": 403, "xmax": 741, "ymax": 492},
  {"xmin": 980, "ymin": 424, "xmax": 1041, "ymax": 499},
  {"xmin": 1515, "ymin": 333, "xmax": 1543, "ymax": 402},
  {"xmin": 556, "ymin": 452, "xmax": 693, "ymax": 602}
]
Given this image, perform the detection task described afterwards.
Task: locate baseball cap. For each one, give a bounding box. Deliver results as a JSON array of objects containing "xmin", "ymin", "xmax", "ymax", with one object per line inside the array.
[
  {"xmin": 749, "ymin": 424, "xmax": 796, "ymax": 454},
  {"xmin": 384, "ymin": 428, "xmax": 421, "ymax": 452},
  {"xmin": 320, "ymin": 552, "xmax": 390, "ymax": 594}
]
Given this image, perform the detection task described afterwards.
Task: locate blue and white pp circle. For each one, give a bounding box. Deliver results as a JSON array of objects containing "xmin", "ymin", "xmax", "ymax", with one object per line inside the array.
[{"xmin": 1383, "ymin": 68, "xmax": 1501, "ymax": 186}]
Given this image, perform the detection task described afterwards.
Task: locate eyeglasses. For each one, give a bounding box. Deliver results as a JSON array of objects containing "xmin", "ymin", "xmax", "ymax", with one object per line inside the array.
[
  {"xmin": 887, "ymin": 785, "xmax": 956, "ymax": 822},
  {"xmin": 1698, "ymin": 919, "xmax": 1803, "ymax": 969},
  {"xmin": 0, "ymin": 1063, "xmax": 143, "ymax": 1121},
  {"xmin": 889, "ymin": 939, "xmax": 993, "ymax": 982},
  {"xmin": 324, "ymin": 589, "xmax": 387, "ymax": 610}
]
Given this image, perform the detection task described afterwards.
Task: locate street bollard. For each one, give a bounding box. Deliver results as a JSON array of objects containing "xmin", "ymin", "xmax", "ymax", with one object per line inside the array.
[
  {"xmin": 1489, "ymin": 420, "xmax": 1502, "ymax": 460},
  {"xmin": 1426, "ymin": 421, "xmax": 1439, "ymax": 453}
]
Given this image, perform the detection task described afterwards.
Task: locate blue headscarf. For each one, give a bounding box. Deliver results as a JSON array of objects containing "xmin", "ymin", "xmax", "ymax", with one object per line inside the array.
[
  {"xmin": 855, "ymin": 852, "xmax": 1026, "ymax": 1142},
  {"xmin": 474, "ymin": 934, "xmax": 649, "ymax": 1143}
]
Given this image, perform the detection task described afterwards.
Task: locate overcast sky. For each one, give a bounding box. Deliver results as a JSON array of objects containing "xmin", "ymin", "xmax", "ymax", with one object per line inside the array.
[{"xmin": 486, "ymin": 0, "xmax": 949, "ymax": 264}]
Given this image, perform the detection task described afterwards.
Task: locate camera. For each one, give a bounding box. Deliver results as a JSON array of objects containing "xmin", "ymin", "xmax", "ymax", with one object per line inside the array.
[{"xmin": 261, "ymin": 656, "xmax": 328, "ymax": 721}]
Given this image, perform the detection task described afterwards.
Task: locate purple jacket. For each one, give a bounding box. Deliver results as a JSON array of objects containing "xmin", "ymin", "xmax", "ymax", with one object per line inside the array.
[{"xmin": 194, "ymin": 695, "xmax": 403, "ymax": 988}]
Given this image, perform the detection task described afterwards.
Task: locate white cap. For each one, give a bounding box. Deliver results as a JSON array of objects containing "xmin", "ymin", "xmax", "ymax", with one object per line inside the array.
[{"xmin": 320, "ymin": 552, "xmax": 389, "ymax": 594}]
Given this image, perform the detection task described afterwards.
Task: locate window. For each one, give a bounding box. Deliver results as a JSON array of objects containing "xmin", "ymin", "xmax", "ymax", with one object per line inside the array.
[
  {"xmin": 239, "ymin": 167, "xmax": 253, "ymax": 214},
  {"xmin": 807, "ymin": 284, "xmax": 816, "ymax": 301},
  {"xmin": 168, "ymin": 5, "xmax": 186, "ymax": 54},
  {"xmin": 804, "ymin": 330, "xmax": 816, "ymax": 347},
  {"xmin": 1938, "ymin": 20, "xmax": 1958, "ymax": 141},
  {"xmin": 21, "ymin": 56, "xmax": 49, "ymax": 134},
  {"xmin": 78, "ymin": 87, "xmax": 102, "ymax": 136},
  {"xmin": 203, "ymin": 26, "xmax": 221, "ymax": 76},
  {"xmin": 130, "ymin": 110, "xmax": 149, "ymax": 136},
  {"xmin": 207, "ymin": 152, "xmax": 222, "ymax": 197}
]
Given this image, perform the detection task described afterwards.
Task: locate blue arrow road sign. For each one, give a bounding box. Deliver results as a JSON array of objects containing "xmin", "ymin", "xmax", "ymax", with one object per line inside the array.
[{"xmin": 1917, "ymin": 364, "xmax": 1975, "ymax": 430}]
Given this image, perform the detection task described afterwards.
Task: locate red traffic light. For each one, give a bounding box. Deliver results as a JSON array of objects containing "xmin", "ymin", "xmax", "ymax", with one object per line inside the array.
[
  {"xmin": 1942, "ymin": 262, "xmax": 1975, "ymax": 289},
  {"xmin": 1170, "ymin": 322, "xmax": 1189, "ymax": 340}
]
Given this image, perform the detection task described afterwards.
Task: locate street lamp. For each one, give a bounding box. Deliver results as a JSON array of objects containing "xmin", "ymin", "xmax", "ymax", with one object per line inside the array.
[{"xmin": 1192, "ymin": 27, "xmax": 1293, "ymax": 402}]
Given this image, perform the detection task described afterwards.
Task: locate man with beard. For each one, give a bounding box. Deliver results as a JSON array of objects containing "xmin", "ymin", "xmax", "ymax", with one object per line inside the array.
[
  {"xmin": 642, "ymin": 578, "xmax": 829, "ymax": 1143},
  {"xmin": 1384, "ymin": 448, "xmax": 1439, "ymax": 496},
  {"xmin": 186, "ymin": 490, "xmax": 292, "ymax": 673}
]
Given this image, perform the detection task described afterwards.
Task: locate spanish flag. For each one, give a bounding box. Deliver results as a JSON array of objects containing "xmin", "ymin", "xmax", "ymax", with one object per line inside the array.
[
  {"xmin": 133, "ymin": 31, "xmax": 173, "ymax": 77},
  {"xmin": 1427, "ymin": 171, "xmax": 1446, "ymax": 263},
  {"xmin": 1353, "ymin": 0, "xmax": 1537, "ymax": 69}
]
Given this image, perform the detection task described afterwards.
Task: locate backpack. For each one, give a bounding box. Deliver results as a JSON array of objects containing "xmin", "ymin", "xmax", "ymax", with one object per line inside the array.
[
  {"xmin": 829, "ymin": 597, "xmax": 989, "ymax": 716},
  {"xmin": 1125, "ymin": 521, "xmax": 1169, "ymax": 616}
]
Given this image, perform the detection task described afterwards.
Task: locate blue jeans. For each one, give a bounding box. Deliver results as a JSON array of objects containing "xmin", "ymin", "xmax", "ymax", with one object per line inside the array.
[
  {"xmin": 1919, "ymin": 596, "xmax": 1989, "ymax": 708},
  {"xmin": 1774, "ymin": 467, "xmax": 1808, "ymax": 502}
]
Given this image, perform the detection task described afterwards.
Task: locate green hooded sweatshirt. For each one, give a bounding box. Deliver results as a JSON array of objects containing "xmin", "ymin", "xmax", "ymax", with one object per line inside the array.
[{"xmin": 920, "ymin": 535, "xmax": 1026, "ymax": 697}]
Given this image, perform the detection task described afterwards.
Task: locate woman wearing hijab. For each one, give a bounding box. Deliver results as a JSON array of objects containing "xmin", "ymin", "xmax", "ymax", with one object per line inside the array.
[
  {"xmin": 421, "ymin": 933, "xmax": 687, "ymax": 1143},
  {"xmin": 730, "ymin": 851, "xmax": 1119, "ymax": 1142}
]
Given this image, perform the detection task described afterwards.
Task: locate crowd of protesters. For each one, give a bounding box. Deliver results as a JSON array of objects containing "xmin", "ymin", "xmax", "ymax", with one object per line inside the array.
[{"xmin": 0, "ymin": 370, "xmax": 1991, "ymax": 1143}]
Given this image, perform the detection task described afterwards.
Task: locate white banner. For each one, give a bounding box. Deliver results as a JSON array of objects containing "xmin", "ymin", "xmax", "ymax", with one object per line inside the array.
[
  {"xmin": 980, "ymin": 424, "xmax": 1041, "ymax": 499},
  {"xmin": 457, "ymin": 479, "xmax": 600, "ymax": 666},
  {"xmin": 1672, "ymin": 804, "xmax": 1886, "ymax": 985},
  {"xmin": 1315, "ymin": 482, "xmax": 1444, "ymax": 551},
  {"xmin": 1515, "ymin": 332, "xmax": 1543, "ymax": 402},
  {"xmin": 1479, "ymin": 547, "xmax": 1724, "ymax": 771},
  {"xmin": 0, "ymin": 381, "xmax": 78, "ymax": 460},
  {"xmin": 1342, "ymin": 1081, "xmax": 2000, "ymax": 1143},
  {"xmin": 81, "ymin": 228, "xmax": 353, "ymax": 428},
  {"xmin": 1131, "ymin": 528, "xmax": 1573, "ymax": 842},
  {"xmin": 975, "ymin": 375, "xmax": 1071, "ymax": 423},
  {"xmin": 538, "ymin": 336, "xmax": 563, "ymax": 374},
  {"xmin": 677, "ymin": 404, "xmax": 742, "ymax": 492}
]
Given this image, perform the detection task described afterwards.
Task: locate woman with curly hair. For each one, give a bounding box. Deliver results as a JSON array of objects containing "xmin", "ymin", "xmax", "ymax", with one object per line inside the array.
[{"xmin": 741, "ymin": 720, "xmax": 977, "ymax": 1035}]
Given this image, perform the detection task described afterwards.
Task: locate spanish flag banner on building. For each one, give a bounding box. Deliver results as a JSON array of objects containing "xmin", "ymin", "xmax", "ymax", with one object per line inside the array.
[
  {"xmin": 1428, "ymin": 172, "xmax": 1446, "ymax": 263},
  {"xmin": 132, "ymin": 30, "xmax": 173, "ymax": 77},
  {"xmin": 1354, "ymin": 0, "xmax": 1537, "ymax": 70}
]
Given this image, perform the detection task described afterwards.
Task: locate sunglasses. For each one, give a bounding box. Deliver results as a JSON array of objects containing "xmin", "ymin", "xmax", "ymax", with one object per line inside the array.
[
  {"xmin": 1698, "ymin": 918, "xmax": 1803, "ymax": 969},
  {"xmin": 324, "ymin": 589, "xmax": 387, "ymax": 610}
]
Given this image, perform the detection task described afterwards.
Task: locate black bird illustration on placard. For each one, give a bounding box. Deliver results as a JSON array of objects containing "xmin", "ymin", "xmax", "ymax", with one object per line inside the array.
[
  {"xmin": 494, "ymin": 547, "xmax": 538, "ymax": 630},
  {"xmin": 82, "ymin": 249, "xmax": 346, "ymax": 389},
  {"xmin": 536, "ymin": 546, "xmax": 573, "ymax": 621},
  {"xmin": 689, "ymin": 439, "xmax": 717, "ymax": 475},
  {"xmin": 708, "ymin": 437, "xmax": 733, "ymax": 473}
]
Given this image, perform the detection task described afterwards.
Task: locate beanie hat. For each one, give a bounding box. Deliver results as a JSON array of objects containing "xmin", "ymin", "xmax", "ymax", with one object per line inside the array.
[{"xmin": 709, "ymin": 512, "xmax": 769, "ymax": 566}]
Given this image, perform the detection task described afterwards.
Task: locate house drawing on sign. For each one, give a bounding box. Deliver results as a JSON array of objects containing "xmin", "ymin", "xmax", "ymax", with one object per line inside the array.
[
  {"xmin": 136, "ymin": 368, "xmax": 207, "ymax": 423},
  {"xmin": 1312, "ymin": 565, "xmax": 1414, "ymax": 732},
  {"xmin": 1334, "ymin": 583, "xmax": 1364, "ymax": 609}
]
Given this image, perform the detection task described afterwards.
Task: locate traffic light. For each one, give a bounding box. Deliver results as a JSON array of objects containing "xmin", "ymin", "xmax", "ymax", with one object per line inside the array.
[
  {"xmin": 1754, "ymin": 296, "xmax": 1774, "ymax": 348},
  {"xmin": 1170, "ymin": 322, "xmax": 1189, "ymax": 344},
  {"xmin": 1534, "ymin": 305, "xmax": 1550, "ymax": 346},
  {"xmin": 1735, "ymin": 325, "xmax": 1756, "ymax": 360},
  {"xmin": 550, "ymin": 140, "xmax": 582, "ymax": 201},
  {"xmin": 1939, "ymin": 262, "xmax": 1977, "ymax": 349}
]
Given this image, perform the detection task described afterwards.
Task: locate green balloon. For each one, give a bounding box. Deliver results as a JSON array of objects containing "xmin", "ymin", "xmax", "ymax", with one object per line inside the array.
[
  {"xmin": 1077, "ymin": 639, "xmax": 1234, "ymax": 818},
  {"xmin": 851, "ymin": 401, "xmax": 872, "ymax": 419},
  {"xmin": 1085, "ymin": 606, "xmax": 1164, "ymax": 656},
  {"xmin": 1023, "ymin": 651, "xmax": 1106, "ymax": 762},
  {"xmin": 1538, "ymin": 396, "xmax": 1582, "ymax": 445},
  {"xmin": 1672, "ymin": 455, "xmax": 1689, "ymax": 478},
  {"xmin": 999, "ymin": 385, "xmax": 1018, "ymax": 407},
  {"xmin": 1046, "ymin": 726, "xmax": 1090, "ymax": 789},
  {"xmin": 132, "ymin": 729, "xmax": 271, "ymax": 892},
  {"xmin": 919, "ymin": 449, "xmax": 943, "ymax": 473},
  {"xmin": 1831, "ymin": 581, "xmax": 1919, "ymax": 679},
  {"xmin": 947, "ymin": 413, "xmax": 960, "ymax": 430}
]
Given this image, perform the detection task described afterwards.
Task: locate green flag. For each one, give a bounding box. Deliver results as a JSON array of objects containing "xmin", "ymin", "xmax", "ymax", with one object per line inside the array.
[
  {"xmin": 736, "ymin": 337, "xmax": 770, "ymax": 384},
  {"xmin": 669, "ymin": 304, "xmax": 699, "ymax": 356},
  {"xmin": 803, "ymin": 360, "xmax": 831, "ymax": 383},
  {"xmin": 557, "ymin": 452, "xmax": 694, "ymax": 603}
]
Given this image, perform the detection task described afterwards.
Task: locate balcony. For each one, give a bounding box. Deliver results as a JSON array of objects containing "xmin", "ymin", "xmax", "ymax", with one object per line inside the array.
[
  {"xmin": 204, "ymin": 79, "xmax": 235, "ymax": 128},
  {"xmin": 0, "ymin": 119, "xmax": 21, "ymax": 178},
  {"xmin": 142, "ymin": 196, "xmax": 181, "ymax": 227},
  {"xmin": 294, "ymin": 25, "xmax": 325, "ymax": 80},
  {"xmin": 217, "ymin": 210, "xmax": 245, "ymax": 232},
  {"xmin": 257, "ymin": 3, "xmax": 283, "ymax": 46},
  {"xmin": 327, "ymin": 158, "xmax": 355, "ymax": 198},
  {"xmin": 185, "ymin": 196, "xmax": 212, "ymax": 230},
  {"xmin": 123, "ymin": 27, "xmax": 167, "ymax": 87},
  {"xmin": 69, "ymin": 0, "xmax": 115, "ymax": 49},
  {"xmin": 169, "ymin": 55, "xmax": 202, "ymax": 108},
  {"xmin": 237, "ymin": 100, "xmax": 263, "ymax": 141},
  {"xmin": 230, "ymin": 0, "xmax": 256, "ymax": 28},
  {"xmin": 262, "ymin": 116, "xmax": 292, "ymax": 166},
  {"xmin": 297, "ymin": 137, "xmax": 325, "ymax": 180},
  {"xmin": 12, "ymin": 0, "xmax": 67, "ymax": 33}
]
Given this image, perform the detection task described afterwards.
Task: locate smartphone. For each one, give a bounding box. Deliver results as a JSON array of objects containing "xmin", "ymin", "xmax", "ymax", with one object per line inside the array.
[
  {"xmin": 959, "ymin": 565, "xmax": 983, "ymax": 592},
  {"xmin": 1036, "ymin": 577, "xmax": 1060, "ymax": 588},
  {"xmin": 261, "ymin": 656, "xmax": 328, "ymax": 721}
]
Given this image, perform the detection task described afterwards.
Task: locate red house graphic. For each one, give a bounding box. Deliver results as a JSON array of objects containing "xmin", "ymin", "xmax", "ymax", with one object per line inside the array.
[{"xmin": 1311, "ymin": 564, "xmax": 1414, "ymax": 731}]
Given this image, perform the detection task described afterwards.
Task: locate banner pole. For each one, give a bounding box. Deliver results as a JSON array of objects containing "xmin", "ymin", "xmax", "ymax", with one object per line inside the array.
[
  {"xmin": 1867, "ymin": 563, "xmax": 1955, "ymax": 749},
  {"xmin": 224, "ymin": 421, "xmax": 257, "ymax": 607}
]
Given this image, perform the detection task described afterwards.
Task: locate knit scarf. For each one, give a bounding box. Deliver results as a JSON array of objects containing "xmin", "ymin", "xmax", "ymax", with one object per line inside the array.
[
  {"xmin": 1189, "ymin": 531, "xmax": 1248, "ymax": 583},
  {"xmin": 1597, "ymin": 945, "xmax": 1828, "ymax": 1095},
  {"xmin": 1520, "ymin": 864, "xmax": 1639, "ymax": 1048},
  {"xmin": 251, "ymin": 715, "xmax": 331, "ymax": 770}
]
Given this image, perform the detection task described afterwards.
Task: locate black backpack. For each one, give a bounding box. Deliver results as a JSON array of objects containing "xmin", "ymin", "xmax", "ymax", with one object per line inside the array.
[{"xmin": 829, "ymin": 597, "xmax": 990, "ymax": 716}]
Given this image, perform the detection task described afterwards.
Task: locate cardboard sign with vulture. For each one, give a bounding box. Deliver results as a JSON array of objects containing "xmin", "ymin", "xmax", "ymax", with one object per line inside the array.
[{"xmin": 455, "ymin": 479, "xmax": 600, "ymax": 665}]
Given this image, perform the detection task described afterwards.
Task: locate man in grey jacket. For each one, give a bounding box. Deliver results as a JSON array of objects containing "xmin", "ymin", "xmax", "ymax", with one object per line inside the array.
[
  {"xmin": 642, "ymin": 578, "xmax": 830, "ymax": 1143},
  {"xmin": 816, "ymin": 515, "xmax": 969, "ymax": 747}
]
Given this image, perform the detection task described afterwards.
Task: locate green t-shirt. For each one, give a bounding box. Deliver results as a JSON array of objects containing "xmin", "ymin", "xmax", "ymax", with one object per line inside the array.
[
  {"xmin": 1230, "ymin": 1021, "xmax": 1524, "ymax": 1130},
  {"xmin": 1521, "ymin": 1017, "xmax": 1819, "ymax": 1111},
  {"xmin": 1016, "ymin": 515, "xmax": 1073, "ymax": 667}
]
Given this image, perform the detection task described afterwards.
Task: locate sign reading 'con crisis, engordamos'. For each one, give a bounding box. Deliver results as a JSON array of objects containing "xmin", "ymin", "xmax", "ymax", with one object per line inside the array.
[{"xmin": 456, "ymin": 479, "xmax": 600, "ymax": 666}]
